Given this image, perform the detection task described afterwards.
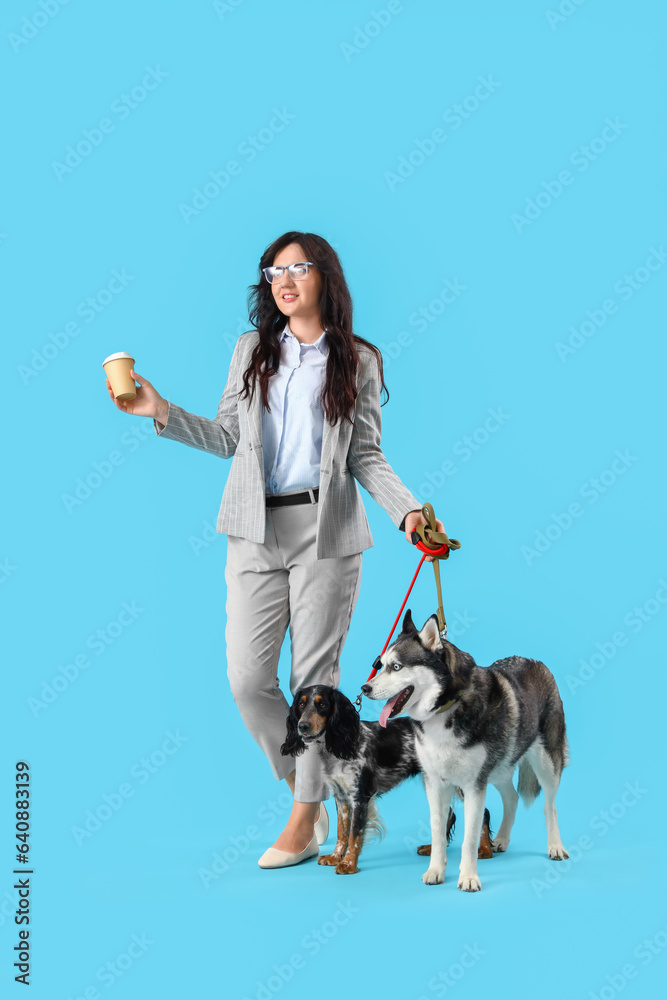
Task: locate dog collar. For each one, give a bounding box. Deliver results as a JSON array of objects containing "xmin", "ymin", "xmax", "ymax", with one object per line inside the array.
[{"xmin": 435, "ymin": 693, "xmax": 461, "ymax": 714}]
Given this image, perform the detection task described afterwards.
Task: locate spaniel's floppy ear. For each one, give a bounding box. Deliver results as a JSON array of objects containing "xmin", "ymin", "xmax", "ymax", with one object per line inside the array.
[
  {"xmin": 280, "ymin": 698, "xmax": 306, "ymax": 757},
  {"xmin": 324, "ymin": 689, "xmax": 360, "ymax": 761},
  {"xmin": 418, "ymin": 613, "xmax": 443, "ymax": 653}
]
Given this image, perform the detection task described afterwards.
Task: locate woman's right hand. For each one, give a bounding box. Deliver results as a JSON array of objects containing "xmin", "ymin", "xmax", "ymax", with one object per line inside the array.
[{"xmin": 105, "ymin": 368, "xmax": 169, "ymax": 425}]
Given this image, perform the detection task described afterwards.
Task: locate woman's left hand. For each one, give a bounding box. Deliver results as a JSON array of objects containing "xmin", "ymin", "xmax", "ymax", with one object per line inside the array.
[{"xmin": 403, "ymin": 510, "xmax": 447, "ymax": 562}]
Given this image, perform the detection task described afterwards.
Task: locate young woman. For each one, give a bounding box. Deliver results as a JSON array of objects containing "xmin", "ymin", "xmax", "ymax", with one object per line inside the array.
[{"xmin": 105, "ymin": 231, "xmax": 444, "ymax": 868}]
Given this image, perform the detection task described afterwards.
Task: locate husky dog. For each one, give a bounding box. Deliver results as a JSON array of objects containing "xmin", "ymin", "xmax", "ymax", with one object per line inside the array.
[{"xmin": 362, "ymin": 610, "xmax": 570, "ymax": 892}]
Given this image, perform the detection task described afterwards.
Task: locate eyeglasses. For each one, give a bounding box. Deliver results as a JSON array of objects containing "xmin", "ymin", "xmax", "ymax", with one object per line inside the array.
[{"xmin": 262, "ymin": 261, "xmax": 315, "ymax": 283}]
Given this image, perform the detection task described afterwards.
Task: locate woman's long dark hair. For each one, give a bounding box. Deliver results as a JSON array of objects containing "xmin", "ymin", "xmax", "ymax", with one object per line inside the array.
[{"xmin": 240, "ymin": 231, "xmax": 388, "ymax": 426}]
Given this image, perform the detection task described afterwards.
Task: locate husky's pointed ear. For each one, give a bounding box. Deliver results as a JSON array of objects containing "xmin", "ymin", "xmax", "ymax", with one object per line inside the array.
[
  {"xmin": 419, "ymin": 614, "xmax": 443, "ymax": 652},
  {"xmin": 402, "ymin": 608, "xmax": 417, "ymax": 634}
]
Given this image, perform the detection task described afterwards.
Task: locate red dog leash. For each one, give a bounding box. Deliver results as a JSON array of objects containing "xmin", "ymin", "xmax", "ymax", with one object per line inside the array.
[{"xmin": 365, "ymin": 503, "xmax": 460, "ymax": 683}]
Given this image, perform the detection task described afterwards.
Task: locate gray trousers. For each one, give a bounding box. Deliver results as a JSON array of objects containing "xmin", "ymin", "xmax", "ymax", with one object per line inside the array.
[{"xmin": 224, "ymin": 502, "xmax": 363, "ymax": 803}]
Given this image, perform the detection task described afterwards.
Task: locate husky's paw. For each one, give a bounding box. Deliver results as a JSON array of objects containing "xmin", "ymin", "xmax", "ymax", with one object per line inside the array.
[
  {"xmin": 334, "ymin": 860, "xmax": 359, "ymax": 875},
  {"xmin": 318, "ymin": 853, "xmax": 344, "ymax": 867},
  {"xmin": 457, "ymin": 873, "xmax": 482, "ymax": 892},
  {"xmin": 548, "ymin": 844, "xmax": 569, "ymax": 860},
  {"xmin": 491, "ymin": 836, "xmax": 509, "ymax": 853},
  {"xmin": 422, "ymin": 867, "xmax": 445, "ymax": 885}
]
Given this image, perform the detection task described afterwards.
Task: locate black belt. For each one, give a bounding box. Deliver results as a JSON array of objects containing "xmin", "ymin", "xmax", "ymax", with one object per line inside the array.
[{"xmin": 266, "ymin": 488, "xmax": 319, "ymax": 508}]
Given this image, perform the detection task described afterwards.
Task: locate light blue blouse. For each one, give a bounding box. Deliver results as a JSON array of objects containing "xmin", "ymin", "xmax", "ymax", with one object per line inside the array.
[{"xmin": 262, "ymin": 323, "xmax": 328, "ymax": 495}]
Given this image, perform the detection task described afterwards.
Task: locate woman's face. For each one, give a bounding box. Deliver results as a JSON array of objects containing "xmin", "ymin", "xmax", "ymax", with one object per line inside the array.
[{"xmin": 270, "ymin": 242, "xmax": 322, "ymax": 322}]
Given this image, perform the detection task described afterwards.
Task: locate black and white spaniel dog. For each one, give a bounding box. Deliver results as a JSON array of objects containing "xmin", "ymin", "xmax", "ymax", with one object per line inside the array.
[{"xmin": 281, "ymin": 685, "xmax": 492, "ymax": 874}]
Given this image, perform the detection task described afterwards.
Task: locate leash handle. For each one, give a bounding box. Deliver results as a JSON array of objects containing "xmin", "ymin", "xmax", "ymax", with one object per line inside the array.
[{"xmin": 410, "ymin": 502, "xmax": 460, "ymax": 558}]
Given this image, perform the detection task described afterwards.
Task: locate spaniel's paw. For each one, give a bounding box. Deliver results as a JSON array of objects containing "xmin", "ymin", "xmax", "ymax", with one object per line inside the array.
[
  {"xmin": 334, "ymin": 861, "xmax": 359, "ymax": 875},
  {"xmin": 318, "ymin": 853, "xmax": 343, "ymax": 867}
]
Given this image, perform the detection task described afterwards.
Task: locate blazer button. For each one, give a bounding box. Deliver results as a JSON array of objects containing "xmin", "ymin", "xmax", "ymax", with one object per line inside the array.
[{"xmin": 249, "ymin": 444, "xmax": 253, "ymax": 451}]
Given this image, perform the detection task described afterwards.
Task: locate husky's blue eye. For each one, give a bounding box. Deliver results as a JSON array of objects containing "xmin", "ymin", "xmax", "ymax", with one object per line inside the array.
[{"xmin": 392, "ymin": 663, "xmax": 402, "ymax": 671}]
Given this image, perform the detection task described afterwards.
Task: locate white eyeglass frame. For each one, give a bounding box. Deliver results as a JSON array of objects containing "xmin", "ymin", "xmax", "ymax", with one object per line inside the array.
[{"xmin": 262, "ymin": 261, "xmax": 315, "ymax": 283}]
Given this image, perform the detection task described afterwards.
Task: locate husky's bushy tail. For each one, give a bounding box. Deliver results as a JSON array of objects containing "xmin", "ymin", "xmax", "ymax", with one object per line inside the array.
[
  {"xmin": 518, "ymin": 661, "xmax": 571, "ymax": 806},
  {"xmin": 517, "ymin": 758, "xmax": 541, "ymax": 806}
]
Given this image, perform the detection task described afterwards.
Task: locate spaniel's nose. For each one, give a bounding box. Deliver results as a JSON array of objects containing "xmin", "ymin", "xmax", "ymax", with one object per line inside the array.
[{"xmin": 298, "ymin": 721, "xmax": 310, "ymax": 734}]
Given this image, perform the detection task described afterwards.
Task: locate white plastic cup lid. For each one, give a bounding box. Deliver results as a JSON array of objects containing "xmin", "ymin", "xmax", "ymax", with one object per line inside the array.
[{"xmin": 103, "ymin": 352, "xmax": 135, "ymax": 366}]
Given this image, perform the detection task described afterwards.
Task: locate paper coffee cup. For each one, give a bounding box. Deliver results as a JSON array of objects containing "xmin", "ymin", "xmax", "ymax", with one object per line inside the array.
[{"xmin": 103, "ymin": 352, "xmax": 136, "ymax": 400}]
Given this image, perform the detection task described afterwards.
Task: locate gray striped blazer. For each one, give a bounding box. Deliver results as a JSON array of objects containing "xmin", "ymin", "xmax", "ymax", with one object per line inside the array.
[{"xmin": 153, "ymin": 330, "xmax": 422, "ymax": 559}]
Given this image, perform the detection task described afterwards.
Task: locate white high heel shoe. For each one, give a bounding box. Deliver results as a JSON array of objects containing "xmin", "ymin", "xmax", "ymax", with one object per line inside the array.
[
  {"xmin": 257, "ymin": 833, "xmax": 319, "ymax": 869},
  {"xmin": 314, "ymin": 802, "xmax": 329, "ymax": 845}
]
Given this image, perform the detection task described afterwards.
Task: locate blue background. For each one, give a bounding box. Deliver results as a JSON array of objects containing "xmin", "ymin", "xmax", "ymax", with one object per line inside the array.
[{"xmin": 3, "ymin": 1, "xmax": 666, "ymax": 997}]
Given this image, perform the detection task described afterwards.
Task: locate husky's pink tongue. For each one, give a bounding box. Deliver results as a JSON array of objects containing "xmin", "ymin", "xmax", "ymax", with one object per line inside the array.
[{"xmin": 379, "ymin": 691, "xmax": 404, "ymax": 728}]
